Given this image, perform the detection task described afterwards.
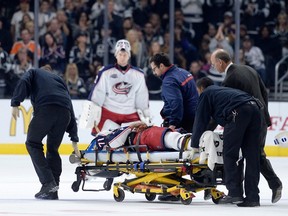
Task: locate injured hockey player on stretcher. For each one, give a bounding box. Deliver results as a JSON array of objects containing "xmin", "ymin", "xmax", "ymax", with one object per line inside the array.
[{"xmin": 77, "ymin": 121, "xmax": 224, "ymax": 170}]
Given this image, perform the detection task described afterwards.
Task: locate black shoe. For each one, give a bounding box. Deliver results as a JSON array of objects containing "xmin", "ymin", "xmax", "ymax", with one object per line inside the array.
[
  {"xmin": 204, "ymin": 189, "xmax": 212, "ymax": 200},
  {"xmin": 237, "ymin": 200, "xmax": 260, "ymax": 207},
  {"xmin": 218, "ymin": 195, "xmax": 243, "ymax": 204},
  {"xmin": 35, "ymin": 181, "xmax": 59, "ymax": 199},
  {"xmin": 272, "ymin": 185, "xmax": 282, "ymax": 203},
  {"xmin": 158, "ymin": 195, "xmax": 180, "ymax": 201},
  {"xmin": 36, "ymin": 191, "xmax": 59, "ymax": 200}
]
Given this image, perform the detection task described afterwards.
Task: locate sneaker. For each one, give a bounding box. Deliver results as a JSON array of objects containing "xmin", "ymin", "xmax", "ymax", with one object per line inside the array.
[
  {"xmin": 272, "ymin": 185, "xmax": 282, "ymax": 203},
  {"xmin": 35, "ymin": 181, "xmax": 59, "ymax": 199},
  {"xmin": 158, "ymin": 195, "xmax": 180, "ymax": 201},
  {"xmin": 218, "ymin": 195, "xmax": 243, "ymax": 204},
  {"xmin": 237, "ymin": 200, "xmax": 260, "ymax": 207}
]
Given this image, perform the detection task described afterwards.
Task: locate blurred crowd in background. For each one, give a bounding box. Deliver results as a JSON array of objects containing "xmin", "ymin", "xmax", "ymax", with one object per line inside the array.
[{"xmin": 0, "ymin": 0, "xmax": 288, "ymax": 100}]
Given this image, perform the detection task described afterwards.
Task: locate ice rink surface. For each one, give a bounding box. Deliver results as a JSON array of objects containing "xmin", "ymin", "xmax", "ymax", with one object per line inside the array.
[{"xmin": 0, "ymin": 155, "xmax": 287, "ymax": 216}]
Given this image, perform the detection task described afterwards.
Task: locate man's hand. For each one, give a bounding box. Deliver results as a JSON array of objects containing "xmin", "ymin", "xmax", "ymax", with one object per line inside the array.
[
  {"xmin": 169, "ymin": 125, "xmax": 176, "ymax": 131},
  {"xmin": 12, "ymin": 107, "xmax": 20, "ymax": 120},
  {"xmin": 72, "ymin": 141, "xmax": 81, "ymax": 158}
]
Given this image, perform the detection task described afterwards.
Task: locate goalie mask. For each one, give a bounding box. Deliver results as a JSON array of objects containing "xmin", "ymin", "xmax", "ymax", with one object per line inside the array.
[{"xmin": 114, "ymin": 39, "xmax": 131, "ymax": 57}]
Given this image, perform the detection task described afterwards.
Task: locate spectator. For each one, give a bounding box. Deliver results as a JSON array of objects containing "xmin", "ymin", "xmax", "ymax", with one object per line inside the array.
[
  {"xmin": 126, "ymin": 29, "xmax": 147, "ymax": 68},
  {"xmin": 92, "ymin": 27, "xmax": 116, "ymax": 66},
  {"xmin": 241, "ymin": 0, "xmax": 270, "ymax": 38},
  {"xmin": 19, "ymin": 13, "xmax": 33, "ymax": 34},
  {"xmin": 64, "ymin": 63, "xmax": 87, "ymax": 99},
  {"xmin": 85, "ymin": 62, "xmax": 102, "ymax": 93},
  {"xmin": 143, "ymin": 41, "xmax": 162, "ymax": 100},
  {"xmin": 150, "ymin": 0, "xmax": 180, "ymax": 30},
  {"xmin": 63, "ymin": 0, "xmax": 77, "ymax": 25},
  {"xmin": 38, "ymin": 0, "xmax": 56, "ymax": 36},
  {"xmin": 142, "ymin": 22, "xmax": 163, "ymax": 52},
  {"xmin": 24, "ymin": 19, "xmax": 34, "ymax": 35},
  {"xmin": 174, "ymin": 8, "xmax": 195, "ymax": 44},
  {"xmin": 256, "ymin": 25, "xmax": 282, "ymax": 88},
  {"xmin": 10, "ymin": 0, "xmax": 34, "ymax": 41},
  {"xmin": 56, "ymin": 9, "xmax": 73, "ymax": 58},
  {"xmin": 72, "ymin": 11, "xmax": 93, "ymax": 44},
  {"xmin": 120, "ymin": 16, "xmax": 135, "ymax": 39},
  {"xmin": 10, "ymin": 28, "xmax": 41, "ymax": 62},
  {"xmin": 174, "ymin": 24, "xmax": 198, "ymax": 66},
  {"xmin": 273, "ymin": 11, "xmax": 288, "ymax": 57},
  {"xmin": 266, "ymin": 0, "xmax": 286, "ymax": 25},
  {"xmin": 40, "ymin": 32, "xmax": 66, "ymax": 76},
  {"xmin": 132, "ymin": 0, "xmax": 151, "ymax": 27},
  {"xmin": 0, "ymin": 42, "xmax": 11, "ymax": 98},
  {"xmin": 209, "ymin": 24, "xmax": 234, "ymax": 57},
  {"xmin": 90, "ymin": 0, "xmax": 105, "ymax": 24},
  {"xmin": 148, "ymin": 13, "xmax": 164, "ymax": 38},
  {"xmin": 242, "ymin": 35, "xmax": 267, "ymax": 84},
  {"xmin": 0, "ymin": 17, "xmax": 13, "ymax": 53},
  {"xmin": 202, "ymin": 51, "xmax": 225, "ymax": 85},
  {"xmin": 45, "ymin": 18, "xmax": 67, "ymax": 50},
  {"xmin": 96, "ymin": 0, "xmax": 123, "ymax": 40},
  {"xmin": 203, "ymin": 0, "xmax": 234, "ymax": 26},
  {"xmin": 69, "ymin": 32, "xmax": 93, "ymax": 82},
  {"xmin": 189, "ymin": 60, "xmax": 207, "ymax": 82},
  {"xmin": 179, "ymin": 0, "xmax": 205, "ymax": 45},
  {"xmin": 6, "ymin": 47, "xmax": 32, "ymax": 97}
]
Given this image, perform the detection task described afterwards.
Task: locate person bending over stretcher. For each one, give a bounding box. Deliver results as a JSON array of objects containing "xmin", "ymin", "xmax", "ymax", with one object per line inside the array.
[{"xmin": 90, "ymin": 121, "xmax": 194, "ymax": 153}]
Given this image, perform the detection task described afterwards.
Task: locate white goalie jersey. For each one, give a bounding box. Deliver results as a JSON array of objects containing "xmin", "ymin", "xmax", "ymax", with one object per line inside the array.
[{"xmin": 90, "ymin": 64, "xmax": 149, "ymax": 115}]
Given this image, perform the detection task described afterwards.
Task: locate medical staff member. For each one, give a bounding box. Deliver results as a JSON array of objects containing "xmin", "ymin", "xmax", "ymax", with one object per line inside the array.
[{"xmin": 11, "ymin": 64, "xmax": 78, "ymax": 200}]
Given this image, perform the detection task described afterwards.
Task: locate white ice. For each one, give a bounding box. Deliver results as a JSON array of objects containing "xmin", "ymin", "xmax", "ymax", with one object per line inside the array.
[{"xmin": 0, "ymin": 155, "xmax": 287, "ymax": 216}]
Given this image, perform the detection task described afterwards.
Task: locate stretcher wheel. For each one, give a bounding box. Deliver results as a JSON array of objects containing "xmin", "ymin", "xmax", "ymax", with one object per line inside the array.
[
  {"xmin": 145, "ymin": 193, "xmax": 156, "ymax": 201},
  {"xmin": 180, "ymin": 197, "xmax": 192, "ymax": 205},
  {"xmin": 71, "ymin": 181, "xmax": 80, "ymax": 192},
  {"xmin": 114, "ymin": 188, "xmax": 125, "ymax": 202},
  {"xmin": 212, "ymin": 196, "xmax": 222, "ymax": 204},
  {"xmin": 103, "ymin": 178, "xmax": 113, "ymax": 191}
]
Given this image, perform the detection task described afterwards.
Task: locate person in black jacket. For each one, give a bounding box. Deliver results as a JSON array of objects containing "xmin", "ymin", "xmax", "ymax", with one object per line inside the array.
[
  {"xmin": 149, "ymin": 53, "xmax": 199, "ymax": 133},
  {"xmin": 11, "ymin": 64, "xmax": 79, "ymax": 200},
  {"xmin": 191, "ymin": 77, "xmax": 262, "ymax": 207},
  {"xmin": 211, "ymin": 49, "xmax": 282, "ymax": 204}
]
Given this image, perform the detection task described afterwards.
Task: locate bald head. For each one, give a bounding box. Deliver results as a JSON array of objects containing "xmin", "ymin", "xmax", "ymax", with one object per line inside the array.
[
  {"xmin": 210, "ymin": 49, "xmax": 232, "ymax": 73},
  {"xmin": 40, "ymin": 64, "xmax": 53, "ymax": 72},
  {"xmin": 212, "ymin": 49, "xmax": 231, "ymax": 63}
]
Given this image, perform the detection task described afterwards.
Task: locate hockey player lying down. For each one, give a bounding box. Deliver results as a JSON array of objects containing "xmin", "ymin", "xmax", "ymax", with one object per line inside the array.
[
  {"xmin": 89, "ymin": 121, "xmax": 193, "ymax": 153},
  {"xmin": 84, "ymin": 121, "xmax": 223, "ymax": 169}
]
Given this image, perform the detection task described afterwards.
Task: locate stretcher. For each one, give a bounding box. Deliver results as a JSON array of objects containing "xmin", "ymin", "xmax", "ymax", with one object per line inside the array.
[{"xmin": 69, "ymin": 138, "xmax": 226, "ymax": 205}]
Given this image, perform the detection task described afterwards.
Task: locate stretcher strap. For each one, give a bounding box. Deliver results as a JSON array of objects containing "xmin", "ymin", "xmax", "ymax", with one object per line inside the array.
[
  {"xmin": 134, "ymin": 131, "xmax": 143, "ymax": 162},
  {"xmin": 179, "ymin": 135, "xmax": 190, "ymax": 160}
]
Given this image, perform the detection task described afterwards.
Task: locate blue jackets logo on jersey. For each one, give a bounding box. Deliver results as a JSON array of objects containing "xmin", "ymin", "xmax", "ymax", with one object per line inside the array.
[{"xmin": 112, "ymin": 82, "xmax": 132, "ymax": 95}]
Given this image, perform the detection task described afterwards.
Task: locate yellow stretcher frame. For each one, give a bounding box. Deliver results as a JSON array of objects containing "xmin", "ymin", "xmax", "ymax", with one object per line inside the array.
[{"xmin": 70, "ymin": 150, "xmax": 226, "ymax": 205}]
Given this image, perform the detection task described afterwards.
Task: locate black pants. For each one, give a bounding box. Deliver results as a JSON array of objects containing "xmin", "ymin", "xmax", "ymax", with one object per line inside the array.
[
  {"xmin": 26, "ymin": 105, "xmax": 71, "ymax": 185},
  {"xmin": 259, "ymin": 115, "xmax": 282, "ymax": 189},
  {"xmin": 223, "ymin": 103, "xmax": 262, "ymax": 202}
]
